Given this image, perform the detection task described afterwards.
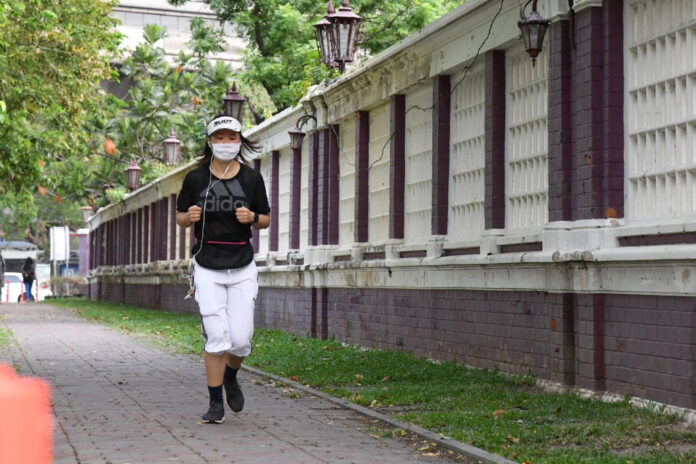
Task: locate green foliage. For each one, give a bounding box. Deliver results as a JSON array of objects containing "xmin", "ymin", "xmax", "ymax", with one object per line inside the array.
[
  {"xmin": 91, "ymin": 21, "xmax": 274, "ymax": 198},
  {"xmin": 0, "ymin": 0, "xmax": 120, "ymax": 242},
  {"xmin": 169, "ymin": 0, "xmax": 466, "ymax": 111},
  {"xmin": 0, "ymin": 0, "xmax": 120, "ymax": 196}
]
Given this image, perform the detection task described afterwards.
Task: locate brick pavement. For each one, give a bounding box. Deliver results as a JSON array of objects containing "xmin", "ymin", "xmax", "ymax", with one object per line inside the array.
[{"xmin": 0, "ymin": 303, "xmax": 467, "ymax": 464}]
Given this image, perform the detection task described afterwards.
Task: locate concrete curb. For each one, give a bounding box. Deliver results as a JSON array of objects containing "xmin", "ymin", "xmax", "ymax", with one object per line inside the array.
[{"xmin": 242, "ymin": 365, "xmax": 519, "ymax": 464}]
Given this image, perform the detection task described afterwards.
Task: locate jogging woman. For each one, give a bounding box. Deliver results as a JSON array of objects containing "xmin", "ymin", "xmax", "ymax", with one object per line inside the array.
[{"xmin": 176, "ymin": 115, "xmax": 270, "ymax": 423}]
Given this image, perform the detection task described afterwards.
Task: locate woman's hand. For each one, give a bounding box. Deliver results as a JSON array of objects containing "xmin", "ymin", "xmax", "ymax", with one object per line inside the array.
[
  {"xmin": 188, "ymin": 205, "xmax": 202, "ymax": 223},
  {"xmin": 235, "ymin": 206, "xmax": 255, "ymax": 224}
]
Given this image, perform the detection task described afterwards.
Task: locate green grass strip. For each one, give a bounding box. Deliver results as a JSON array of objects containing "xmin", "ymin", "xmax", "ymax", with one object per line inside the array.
[
  {"xmin": 51, "ymin": 298, "xmax": 696, "ymax": 464},
  {"xmin": 0, "ymin": 325, "xmax": 11, "ymax": 348}
]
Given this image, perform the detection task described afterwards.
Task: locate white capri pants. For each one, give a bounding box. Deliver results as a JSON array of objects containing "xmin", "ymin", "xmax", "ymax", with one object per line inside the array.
[{"xmin": 193, "ymin": 260, "xmax": 258, "ymax": 356}]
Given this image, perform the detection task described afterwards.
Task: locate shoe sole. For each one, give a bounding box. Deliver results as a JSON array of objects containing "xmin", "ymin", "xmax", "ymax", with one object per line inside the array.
[{"xmin": 203, "ymin": 417, "xmax": 225, "ymax": 424}]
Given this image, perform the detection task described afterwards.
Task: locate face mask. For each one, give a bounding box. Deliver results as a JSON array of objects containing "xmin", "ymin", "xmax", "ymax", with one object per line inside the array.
[{"xmin": 211, "ymin": 142, "xmax": 241, "ymax": 162}]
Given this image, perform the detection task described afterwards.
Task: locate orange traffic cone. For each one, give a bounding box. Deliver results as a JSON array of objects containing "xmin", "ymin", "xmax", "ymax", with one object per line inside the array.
[{"xmin": 0, "ymin": 363, "xmax": 53, "ymax": 464}]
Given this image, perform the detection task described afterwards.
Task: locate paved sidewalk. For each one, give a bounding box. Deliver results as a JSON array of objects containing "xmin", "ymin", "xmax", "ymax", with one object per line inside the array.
[{"xmin": 0, "ymin": 303, "xmax": 469, "ymax": 464}]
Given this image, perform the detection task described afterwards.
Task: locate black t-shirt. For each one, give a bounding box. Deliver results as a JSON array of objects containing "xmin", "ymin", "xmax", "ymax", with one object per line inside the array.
[{"xmin": 177, "ymin": 162, "xmax": 270, "ymax": 269}]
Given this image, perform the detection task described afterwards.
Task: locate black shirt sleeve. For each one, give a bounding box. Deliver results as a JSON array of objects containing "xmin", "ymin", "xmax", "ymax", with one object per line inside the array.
[
  {"xmin": 250, "ymin": 168, "xmax": 270, "ymax": 215},
  {"xmin": 177, "ymin": 171, "xmax": 196, "ymax": 213}
]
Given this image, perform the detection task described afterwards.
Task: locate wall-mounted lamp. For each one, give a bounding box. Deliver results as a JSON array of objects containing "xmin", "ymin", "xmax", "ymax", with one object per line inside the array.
[
  {"xmin": 162, "ymin": 130, "xmax": 181, "ymax": 166},
  {"xmin": 314, "ymin": 0, "xmax": 362, "ymax": 74},
  {"xmin": 124, "ymin": 159, "xmax": 142, "ymax": 192},
  {"xmin": 222, "ymin": 82, "xmax": 247, "ymax": 121},
  {"xmin": 288, "ymin": 114, "xmax": 317, "ymax": 150},
  {"xmin": 81, "ymin": 205, "xmax": 93, "ymax": 224},
  {"xmin": 314, "ymin": 2, "xmax": 337, "ymax": 69},
  {"xmin": 518, "ymin": 0, "xmax": 550, "ymax": 67}
]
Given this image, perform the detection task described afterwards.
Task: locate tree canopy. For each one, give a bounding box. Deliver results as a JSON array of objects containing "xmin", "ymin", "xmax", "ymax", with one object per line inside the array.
[
  {"xmin": 0, "ymin": 0, "xmax": 120, "ymax": 197},
  {"xmin": 168, "ymin": 0, "xmax": 466, "ymax": 111},
  {"xmin": 0, "ymin": 0, "xmax": 120, "ymax": 239}
]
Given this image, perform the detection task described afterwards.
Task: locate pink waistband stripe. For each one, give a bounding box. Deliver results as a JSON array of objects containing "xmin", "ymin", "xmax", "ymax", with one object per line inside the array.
[{"xmin": 206, "ymin": 240, "xmax": 248, "ymax": 245}]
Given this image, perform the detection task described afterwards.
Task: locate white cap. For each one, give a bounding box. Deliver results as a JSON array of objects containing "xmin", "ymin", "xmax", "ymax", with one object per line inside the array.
[{"xmin": 207, "ymin": 116, "xmax": 242, "ymax": 136}]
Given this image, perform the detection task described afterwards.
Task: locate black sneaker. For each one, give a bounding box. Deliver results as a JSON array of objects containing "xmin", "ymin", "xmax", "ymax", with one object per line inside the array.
[
  {"xmin": 202, "ymin": 401, "xmax": 225, "ymax": 424},
  {"xmin": 224, "ymin": 378, "xmax": 244, "ymax": 412}
]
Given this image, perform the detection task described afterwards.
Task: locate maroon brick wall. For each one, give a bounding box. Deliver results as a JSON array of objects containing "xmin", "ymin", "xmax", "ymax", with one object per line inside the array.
[
  {"xmin": 570, "ymin": 3, "xmax": 624, "ymax": 220},
  {"xmin": 256, "ymin": 287, "xmax": 314, "ymax": 335},
  {"xmin": 432, "ymin": 75, "xmax": 451, "ymax": 236},
  {"xmin": 355, "ymin": 111, "xmax": 370, "ymax": 243},
  {"xmin": 579, "ymin": 294, "xmax": 696, "ymax": 409},
  {"xmin": 484, "ymin": 50, "xmax": 506, "ymax": 229},
  {"xmin": 92, "ymin": 276, "xmax": 696, "ymax": 409},
  {"xmin": 269, "ymin": 150, "xmax": 280, "ymax": 252},
  {"xmin": 389, "ymin": 94, "xmax": 406, "ymax": 239},
  {"xmin": 327, "ymin": 125, "xmax": 340, "ymax": 245},
  {"xmin": 256, "ymin": 287, "xmax": 696, "ymax": 409},
  {"xmin": 547, "ymin": 19, "xmax": 573, "ymax": 222}
]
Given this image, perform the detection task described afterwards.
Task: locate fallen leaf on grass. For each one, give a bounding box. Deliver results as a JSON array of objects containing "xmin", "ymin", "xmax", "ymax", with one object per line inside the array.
[
  {"xmin": 508, "ymin": 435, "xmax": 520, "ymax": 443},
  {"xmin": 493, "ymin": 409, "xmax": 505, "ymax": 417}
]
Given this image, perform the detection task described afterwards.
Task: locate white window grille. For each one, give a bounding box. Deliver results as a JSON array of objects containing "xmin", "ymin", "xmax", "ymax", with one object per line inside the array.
[
  {"xmin": 505, "ymin": 43, "xmax": 549, "ymax": 231},
  {"xmin": 449, "ymin": 62, "xmax": 486, "ymax": 240},
  {"xmin": 277, "ymin": 148, "xmax": 291, "ymax": 253},
  {"xmin": 625, "ymin": 0, "xmax": 696, "ymax": 221},
  {"xmin": 339, "ymin": 117, "xmax": 357, "ymax": 246},
  {"xmin": 405, "ymin": 84, "xmax": 433, "ymax": 242},
  {"xmin": 258, "ymin": 158, "xmax": 271, "ymax": 254},
  {"xmin": 368, "ymin": 103, "xmax": 391, "ymax": 243},
  {"xmin": 300, "ymin": 140, "xmax": 310, "ymax": 250}
]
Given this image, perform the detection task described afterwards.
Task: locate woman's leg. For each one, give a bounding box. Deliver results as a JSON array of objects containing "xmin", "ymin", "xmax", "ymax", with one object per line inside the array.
[
  {"xmin": 204, "ymin": 353, "xmax": 226, "ymax": 386},
  {"xmin": 226, "ymin": 353, "xmax": 244, "ymax": 369},
  {"xmin": 222, "ymin": 261, "xmax": 257, "ymax": 412},
  {"xmin": 194, "ymin": 264, "xmax": 231, "ymax": 423}
]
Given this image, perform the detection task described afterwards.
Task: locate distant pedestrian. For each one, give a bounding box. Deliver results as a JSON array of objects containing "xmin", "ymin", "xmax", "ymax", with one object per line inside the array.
[
  {"xmin": 21, "ymin": 257, "xmax": 36, "ymax": 302},
  {"xmin": 176, "ymin": 114, "xmax": 271, "ymax": 424}
]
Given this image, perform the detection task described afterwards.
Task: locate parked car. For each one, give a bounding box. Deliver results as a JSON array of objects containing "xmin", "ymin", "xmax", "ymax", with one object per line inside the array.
[
  {"xmin": 0, "ymin": 271, "xmax": 52, "ymax": 302},
  {"xmin": 2, "ymin": 272, "xmax": 24, "ymax": 303}
]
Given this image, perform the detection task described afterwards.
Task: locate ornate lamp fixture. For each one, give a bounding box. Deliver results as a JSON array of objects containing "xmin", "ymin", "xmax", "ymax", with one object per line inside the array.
[
  {"xmin": 81, "ymin": 206, "xmax": 93, "ymax": 224},
  {"xmin": 314, "ymin": 2, "xmax": 337, "ymax": 69},
  {"xmin": 124, "ymin": 159, "xmax": 142, "ymax": 192},
  {"xmin": 518, "ymin": 0, "xmax": 550, "ymax": 67},
  {"xmin": 162, "ymin": 130, "xmax": 181, "ymax": 166},
  {"xmin": 314, "ymin": 0, "xmax": 362, "ymax": 74},
  {"xmin": 288, "ymin": 114, "xmax": 317, "ymax": 150},
  {"xmin": 222, "ymin": 82, "xmax": 247, "ymax": 121}
]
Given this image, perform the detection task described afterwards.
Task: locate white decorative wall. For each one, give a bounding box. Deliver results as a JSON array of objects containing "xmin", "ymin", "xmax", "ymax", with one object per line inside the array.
[
  {"xmin": 258, "ymin": 158, "xmax": 271, "ymax": 254},
  {"xmin": 404, "ymin": 84, "xmax": 433, "ymax": 242},
  {"xmin": 505, "ymin": 43, "xmax": 549, "ymax": 232},
  {"xmin": 368, "ymin": 103, "xmax": 391, "ymax": 243},
  {"xmin": 300, "ymin": 141, "xmax": 310, "ymax": 251},
  {"xmin": 625, "ymin": 0, "xmax": 696, "ymax": 221},
  {"xmin": 449, "ymin": 62, "xmax": 486, "ymax": 241},
  {"xmin": 277, "ymin": 148, "xmax": 291, "ymax": 253},
  {"xmin": 339, "ymin": 117, "xmax": 357, "ymax": 246}
]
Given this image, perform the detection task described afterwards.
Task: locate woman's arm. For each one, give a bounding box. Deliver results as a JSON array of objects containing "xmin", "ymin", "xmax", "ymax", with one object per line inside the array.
[
  {"xmin": 252, "ymin": 213, "xmax": 270, "ymax": 230},
  {"xmin": 235, "ymin": 207, "xmax": 270, "ymax": 229},
  {"xmin": 176, "ymin": 205, "xmax": 202, "ymax": 228}
]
